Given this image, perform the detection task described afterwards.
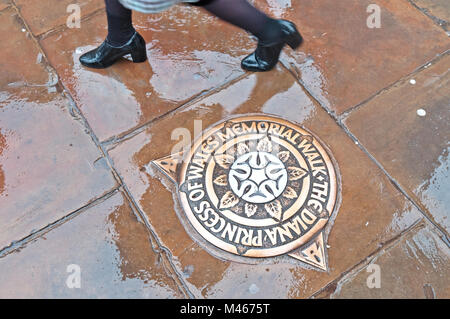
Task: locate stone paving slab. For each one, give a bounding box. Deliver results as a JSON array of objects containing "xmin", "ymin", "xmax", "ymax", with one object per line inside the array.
[
  {"xmin": 0, "ymin": 190, "xmax": 184, "ymax": 298},
  {"xmin": 14, "ymin": 0, "xmax": 105, "ymax": 36},
  {"xmin": 344, "ymin": 54, "xmax": 450, "ymax": 234},
  {"xmin": 0, "ymin": 90, "xmax": 118, "ymax": 250},
  {"xmin": 108, "ymin": 66, "xmax": 423, "ymax": 298},
  {"xmin": 258, "ymin": 0, "xmax": 450, "ymax": 114},
  {"xmin": 0, "ymin": 7, "xmax": 50, "ymax": 89},
  {"xmin": 0, "ymin": 6, "xmax": 117, "ymax": 250},
  {"xmin": 40, "ymin": 5, "xmax": 255, "ymax": 142},
  {"xmin": 328, "ymin": 222, "xmax": 450, "ymax": 298}
]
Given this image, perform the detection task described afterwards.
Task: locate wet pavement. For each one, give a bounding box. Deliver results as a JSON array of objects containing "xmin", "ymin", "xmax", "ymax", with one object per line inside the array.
[{"xmin": 0, "ymin": 0, "xmax": 449, "ymax": 298}]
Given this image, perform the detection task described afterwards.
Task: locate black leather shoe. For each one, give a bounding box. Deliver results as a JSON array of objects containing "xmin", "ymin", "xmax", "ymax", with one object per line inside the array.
[
  {"xmin": 79, "ymin": 32, "xmax": 147, "ymax": 69},
  {"xmin": 241, "ymin": 20, "xmax": 303, "ymax": 72}
]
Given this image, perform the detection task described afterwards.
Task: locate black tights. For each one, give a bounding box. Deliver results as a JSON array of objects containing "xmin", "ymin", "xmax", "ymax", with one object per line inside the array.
[{"xmin": 105, "ymin": 0, "xmax": 281, "ymax": 46}]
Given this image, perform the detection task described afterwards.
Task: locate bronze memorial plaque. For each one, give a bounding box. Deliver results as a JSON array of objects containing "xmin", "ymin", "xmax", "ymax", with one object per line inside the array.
[{"xmin": 151, "ymin": 115, "xmax": 340, "ymax": 271}]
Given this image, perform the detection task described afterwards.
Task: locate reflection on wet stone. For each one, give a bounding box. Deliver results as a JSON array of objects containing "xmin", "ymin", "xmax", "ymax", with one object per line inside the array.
[{"xmin": 0, "ymin": 191, "xmax": 183, "ymax": 298}]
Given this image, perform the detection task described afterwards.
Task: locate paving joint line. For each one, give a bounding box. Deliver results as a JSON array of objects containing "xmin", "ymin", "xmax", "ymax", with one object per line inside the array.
[
  {"xmin": 120, "ymin": 188, "xmax": 191, "ymax": 298},
  {"xmin": 335, "ymin": 119, "xmax": 450, "ymax": 242},
  {"xmin": 340, "ymin": 49, "xmax": 450, "ymax": 118},
  {"xmin": 102, "ymin": 72, "xmax": 249, "ymax": 149},
  {"xmin": 309, "ymin": 218, "xmax": 426, "ymax": 298},
  {"xmin": 9, "ymin": 1, "xmax": 60, "ymax": 89},
  {"xmin": 280, "ymin": 60, "xmax": 450, "ymax": 246},
  {"xmin": 120, "ymin": 182, "xmax": 194, "ymax": 298},
  {"xmin": 0, "ymin": 187, "xmax": 120, "ymax": 259},
  {"xmin": 354, "ymin": 132, "xmax": 446, "ymax": 241},
  {"xmin": 405, "ymin": 0, "xmax": 449, "ymax": 32},
  {"xmin": 37, "ymin": 6, "xmax": 106, "ymax": 41}
]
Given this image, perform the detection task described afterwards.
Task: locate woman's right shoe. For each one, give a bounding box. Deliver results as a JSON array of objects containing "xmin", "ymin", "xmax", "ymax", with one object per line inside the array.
[
  {"xmin": 241, "ymin": 20, "xmax": 303, "ymax": 72},
  {"xmin": 79, "ymin": 32, "xmax": 147, "ymax": 69}
]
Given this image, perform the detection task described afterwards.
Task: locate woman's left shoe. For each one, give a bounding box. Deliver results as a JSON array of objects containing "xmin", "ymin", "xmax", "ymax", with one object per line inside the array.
[
  {"xmin": 241, "ymin": 20, "xmax": 303, "ymax": 72},
  {"xmin": 79, "ymin": 32, "xmax": 147, "ymax": 69}
]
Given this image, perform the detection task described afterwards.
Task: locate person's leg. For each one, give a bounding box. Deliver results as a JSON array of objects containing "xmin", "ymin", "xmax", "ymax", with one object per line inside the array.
[
  {"xmin": 79, "ymin": 0, "xmax": 146, "ymax": 68},
  {"xmin": 194, "ymin": 0, "xmax": 302, "ymax": 71},
  {"xmin": 194, "ymin": 0, "xmax": 283, "ymax": 44},
  {"xmin": 105, "ymin": 0, "xmax": 136, "ymax": 46}
]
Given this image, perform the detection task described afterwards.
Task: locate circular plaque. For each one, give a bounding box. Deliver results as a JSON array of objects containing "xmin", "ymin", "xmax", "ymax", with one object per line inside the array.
[{"xmin": 178, "ymin": 115, "xmax": 338, "ymax": 258}]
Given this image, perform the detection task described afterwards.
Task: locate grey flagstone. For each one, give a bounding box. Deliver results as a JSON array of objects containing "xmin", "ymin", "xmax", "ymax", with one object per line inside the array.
[{"xmin": 119, "ymin": 0, "xmax": 201, "ymax": 13}]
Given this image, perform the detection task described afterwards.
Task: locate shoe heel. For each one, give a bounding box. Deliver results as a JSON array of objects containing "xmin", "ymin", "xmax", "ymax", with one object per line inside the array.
[
  {"xmin": 286, "ymin": 32, "xmax": 303, "ymax": 50},
  {"xmin": 131, "ymin": 49, "xmax": 147, "ymax": 63}
]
